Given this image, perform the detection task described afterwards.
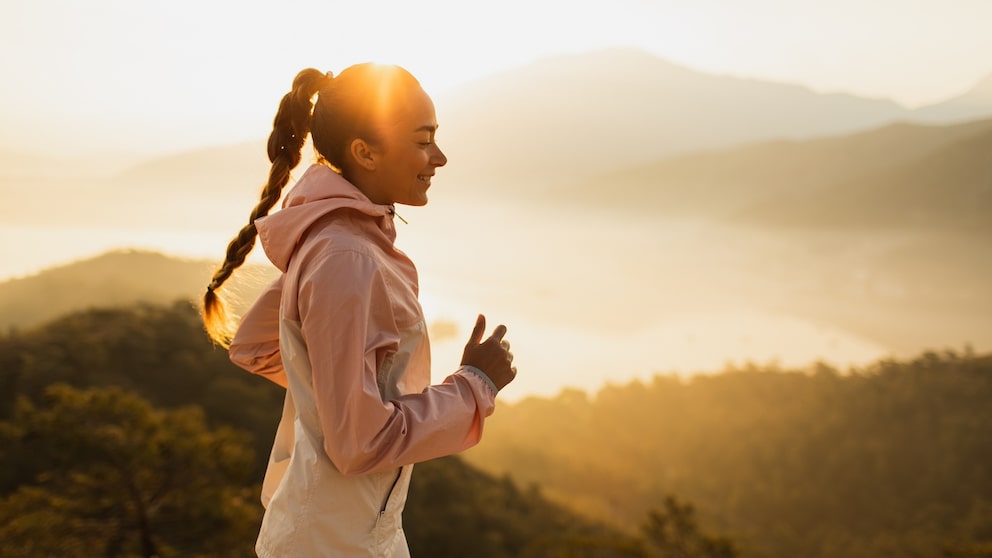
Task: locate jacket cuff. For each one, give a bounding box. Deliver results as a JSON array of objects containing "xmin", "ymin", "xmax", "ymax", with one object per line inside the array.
[{"xmin": 458, "ymin": 365, "xmax": 499, "ymax": 397}]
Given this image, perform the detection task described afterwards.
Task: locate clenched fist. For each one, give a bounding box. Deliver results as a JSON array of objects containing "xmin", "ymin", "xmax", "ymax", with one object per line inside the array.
[{"xmin": 460, "ymin": 314, "xmax": 517, "ymax": 392}]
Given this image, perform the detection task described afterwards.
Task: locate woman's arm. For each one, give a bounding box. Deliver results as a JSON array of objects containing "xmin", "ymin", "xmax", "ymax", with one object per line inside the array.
[
  {"xmin": 228, "ymin": 275, "xmax": 288, "ymax": 388},
  {"xmin": 299, "ymin": 250, "xmax": 497, "ymax": 476}
]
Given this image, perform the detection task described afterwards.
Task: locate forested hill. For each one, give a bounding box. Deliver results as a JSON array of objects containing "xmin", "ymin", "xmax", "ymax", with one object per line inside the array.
[
  {"xmin": 3, "ymin": 300, "xmax": 990, "ymax": 556},
  {"xmin": 465, "ymin": 352, "xmax": 992, "ymax": 558},
  {"xmin": 0, "ymin": 301, "xmax": 737, "ymax": 557}
]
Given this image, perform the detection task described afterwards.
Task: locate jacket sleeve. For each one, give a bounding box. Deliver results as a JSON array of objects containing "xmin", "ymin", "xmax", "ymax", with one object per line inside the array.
[
  {"xmin": 228, "ymin": 275, "xmax": 288, "ymax": 388},
  {"xmin": 299, "ymin": 250, "xmax": 497, "ymax": 476}
]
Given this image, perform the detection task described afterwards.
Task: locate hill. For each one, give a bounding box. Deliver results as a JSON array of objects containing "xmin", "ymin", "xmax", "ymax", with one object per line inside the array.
[
  {"xmin": 559, "ymin": 116, "xmax": 992, "ymax": 234},
  {"xmin": 0, "ymin": 300, "xmax": 725, "ymax": 557},
  {"xmin": 0, "ymin": 249, "xmax": 278, "ymax": 331},
  {"xmin": 7, "ymin": 296, "xmax": 990, "ymax": 557},
  {"xmin": 734, "ymin": 119, "xmax": 992, "ymax": 233},
  {"xmin": 464, "ymin": 352, "xmax": 992, "ymax": 558}
]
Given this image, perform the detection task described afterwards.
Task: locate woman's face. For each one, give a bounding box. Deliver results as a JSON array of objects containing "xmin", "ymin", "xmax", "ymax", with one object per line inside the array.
[{"xmin": 363, "ymin": 86, "xmax": 448, "ymax": 206}]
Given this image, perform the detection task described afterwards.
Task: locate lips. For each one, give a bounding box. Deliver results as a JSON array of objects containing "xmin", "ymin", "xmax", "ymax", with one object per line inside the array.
[{"xmin": 417, "ymin": 174, "xmax": 433, "ymax": 185}]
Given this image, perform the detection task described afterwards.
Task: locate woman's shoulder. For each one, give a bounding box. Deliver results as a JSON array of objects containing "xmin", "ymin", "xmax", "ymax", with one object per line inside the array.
[{"xmin": 301, "ymin": 214, "xmax": 378, "ymax": 254}]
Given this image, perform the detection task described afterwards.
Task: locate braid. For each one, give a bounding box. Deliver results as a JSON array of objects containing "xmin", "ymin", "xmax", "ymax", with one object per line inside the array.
[{"xmin": 202, "ymin": 68, "xmax": 328, "ymax": 347}]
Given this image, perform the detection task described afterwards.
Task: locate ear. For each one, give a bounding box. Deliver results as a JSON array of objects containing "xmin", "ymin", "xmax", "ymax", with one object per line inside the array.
[{"xmin": 349, "ymin": 138, "xmax": 377, "ymax": 171}]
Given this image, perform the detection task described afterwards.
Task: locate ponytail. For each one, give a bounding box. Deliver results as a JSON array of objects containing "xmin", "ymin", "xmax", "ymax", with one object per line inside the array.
[{"xmin": 202, "ymin": 68, "xmax": 329, "ymax": 346}]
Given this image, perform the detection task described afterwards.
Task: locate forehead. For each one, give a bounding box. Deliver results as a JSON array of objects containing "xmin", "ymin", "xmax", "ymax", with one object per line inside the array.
[{"xmin": 384, "ymin": 86, "xmax": 437, "ymax": 130}]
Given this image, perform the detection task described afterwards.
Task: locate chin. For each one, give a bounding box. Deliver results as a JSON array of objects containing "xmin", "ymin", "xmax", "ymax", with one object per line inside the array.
[{"xmin": 406, "ymin": 191, "xmax": 430, "ymax": 206}]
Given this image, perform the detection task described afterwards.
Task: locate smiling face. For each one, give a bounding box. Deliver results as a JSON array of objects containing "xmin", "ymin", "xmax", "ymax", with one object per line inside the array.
[{"xmin": 357, "ymin": 86, "xmax": 448, "ymax": 207}]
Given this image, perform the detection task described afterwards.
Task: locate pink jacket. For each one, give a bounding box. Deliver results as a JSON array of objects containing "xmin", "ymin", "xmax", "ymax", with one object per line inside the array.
[{"xmin": 229, "ymin": 164, "xmax": 497, "ymax": 557}]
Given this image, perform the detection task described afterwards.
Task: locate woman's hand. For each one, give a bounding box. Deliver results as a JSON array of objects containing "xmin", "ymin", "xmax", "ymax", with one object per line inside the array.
[{"xmin": 460, "ymin": 314, "xmax": 517, "ymax": 392}]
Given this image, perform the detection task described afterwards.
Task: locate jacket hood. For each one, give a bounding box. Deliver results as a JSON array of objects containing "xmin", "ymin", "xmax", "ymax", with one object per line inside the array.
[{"xmin": 254, "ymin": 164, "xmax": 395, "ymax": 272}]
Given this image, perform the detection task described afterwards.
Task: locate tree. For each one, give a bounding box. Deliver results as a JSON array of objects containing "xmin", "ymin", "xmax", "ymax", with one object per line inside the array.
[
  {"xmin": 405, "ymin": 455, "xmax": 645, "ymax": 558},
  {"xmin": 0, "ymin": 384, "xmax": 261, "ymax": 558},
  {"xmin": 641, "ymin": 496, "xmax": 739, "ymax": 558},
  {"xmin": 1, "ymin": 301, "xmax": 285, "ymax": 479}
]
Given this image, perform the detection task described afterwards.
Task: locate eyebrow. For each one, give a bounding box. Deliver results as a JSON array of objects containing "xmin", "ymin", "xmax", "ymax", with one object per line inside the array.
[{"xmin": 414, "ymin": 124, "xmax": 438, "ymax": 133}]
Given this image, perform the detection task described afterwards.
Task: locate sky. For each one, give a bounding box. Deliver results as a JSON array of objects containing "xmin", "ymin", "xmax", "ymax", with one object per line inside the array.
[{"xmin": 2, "ymin": 0, "xmax": 991, "ymax": 156}]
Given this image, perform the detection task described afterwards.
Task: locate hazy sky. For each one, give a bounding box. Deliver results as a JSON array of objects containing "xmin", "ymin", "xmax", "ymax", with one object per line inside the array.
[{"xmin": 2, "ymin": 0, "xmax": 991, "ymax": 155}]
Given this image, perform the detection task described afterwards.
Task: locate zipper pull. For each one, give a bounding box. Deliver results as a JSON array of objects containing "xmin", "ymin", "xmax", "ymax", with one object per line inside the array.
[{"xmin": 387, "ymin": 206, "xmax": 408, "ymax": 224}]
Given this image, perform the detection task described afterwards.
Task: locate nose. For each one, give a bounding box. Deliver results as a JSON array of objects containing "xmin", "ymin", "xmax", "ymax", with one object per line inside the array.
[{"xmin": 431, "ymin": 143, "xmax": 447, "ymax": 167}]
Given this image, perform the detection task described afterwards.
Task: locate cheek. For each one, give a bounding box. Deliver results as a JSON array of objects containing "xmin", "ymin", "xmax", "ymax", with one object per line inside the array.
[{"xmin": 409, "ymin": 151, "xmax": 429, "ymax": 171}]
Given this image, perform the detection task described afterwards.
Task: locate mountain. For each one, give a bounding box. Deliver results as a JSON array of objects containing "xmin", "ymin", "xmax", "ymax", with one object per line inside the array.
[
  {"xmin": 523, "ymin": 115, "xmax": 992, "ymax": 358},
  {"xmin": 7, "ymin": 48, "xmax": 990, "ymax": 233},
  {"xmin": 89, "ymin": 48, "xmax": 992, "ymax": 212},
  {"xmin": 734, "ymin": 120, "xmax": 992, "ymax": 233},
  {"xmin": 914, "ymin": 73, "xmax": 992, "ymax": 123},
  {"xmin": 0, "ymin": 250, "xmax": 278, "ymax": 331},
  {"xmin": 435, "ymin": 47, "xmax": 918, "ymax": 194},
  {"xmin": 561, "ymin": 116, "xmax": 992, "ymax": 234}
]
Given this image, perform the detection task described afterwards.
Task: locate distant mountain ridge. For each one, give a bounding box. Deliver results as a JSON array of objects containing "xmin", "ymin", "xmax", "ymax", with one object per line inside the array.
[
  {"xmin": 561, "ymin": 115, "xmax": 992, "ymax": 235},
  {"xmin": 434, "ymin": 47, "xmax": 992, "ymax": 193},
  {"xmin": 913, "ymin": 73, "xmax": 992, "ymax": 122},
  {"xmin": 7, "ymin": 47, "xmax": 991, "ymax": 226},
  {"xmin": 736, "ymin": 119, "xmax": 992, "ymax": 232}
]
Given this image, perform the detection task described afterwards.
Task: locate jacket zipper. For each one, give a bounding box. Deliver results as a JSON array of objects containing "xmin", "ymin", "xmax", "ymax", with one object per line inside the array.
[{"xmin": 378, "ymin": 467, "xmax": 404, "ymax": 522}]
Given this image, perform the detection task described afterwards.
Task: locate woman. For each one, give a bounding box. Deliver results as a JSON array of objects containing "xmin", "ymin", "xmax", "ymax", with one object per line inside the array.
[{"xmin": 201, "ymin": 64, "xmax": 517, "ymax": 557}]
